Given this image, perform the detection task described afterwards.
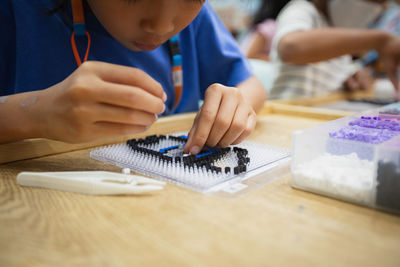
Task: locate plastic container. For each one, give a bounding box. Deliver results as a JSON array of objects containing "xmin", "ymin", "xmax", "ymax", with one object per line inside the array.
[{"xmin": 291, "ymin": 104, "xmax": 400, "ymax": 214}]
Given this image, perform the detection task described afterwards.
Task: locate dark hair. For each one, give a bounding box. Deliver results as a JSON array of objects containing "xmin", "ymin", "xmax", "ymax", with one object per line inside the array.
[{"xmin": 251, "ymin": 0, "xmax": 292, "ymax": 27}]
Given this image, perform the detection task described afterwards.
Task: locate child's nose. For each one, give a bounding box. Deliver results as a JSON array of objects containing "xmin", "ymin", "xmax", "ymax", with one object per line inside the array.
[{"xmin": 141, "ymin": 16, "xmax": 175, "ymax": 36}]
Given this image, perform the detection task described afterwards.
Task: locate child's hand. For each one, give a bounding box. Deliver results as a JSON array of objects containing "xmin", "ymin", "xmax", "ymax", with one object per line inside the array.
[
  {"xmin": 378, "ymin": 35, "xmax": 400, "ymax": 91},
  {"xmin": 184, "ymin": 84, "xmax": 257, "ymax": 155},
  {"xmin": 38, "ymin": 61, "xmax": 166, "ymax": 143},
  {"xmin": 343, "ymin": 68, "xmax": 373, "ymax": 92}
]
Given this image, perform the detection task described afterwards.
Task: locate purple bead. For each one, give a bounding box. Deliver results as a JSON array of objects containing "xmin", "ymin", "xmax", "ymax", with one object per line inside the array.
[
  {"xmin": 329, "ymin": 125, "xmax": 400, "ymax": 144},
  {"xmin": 349, "ymin": 118, "xmax": 400, "ymax": 131}
]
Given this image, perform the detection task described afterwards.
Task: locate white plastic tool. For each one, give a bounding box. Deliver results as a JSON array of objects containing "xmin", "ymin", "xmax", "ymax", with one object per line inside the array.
[{"xmin": 16, "ymin": 171, "xmax": 166, "ymax": 195}]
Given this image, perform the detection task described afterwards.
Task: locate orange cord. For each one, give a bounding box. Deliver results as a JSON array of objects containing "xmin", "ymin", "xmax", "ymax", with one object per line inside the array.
[
  {"xmin": 71, "ymin": 0, "xmax": 85, "ymax": 24},
  {"xmin": 70, "ymin": 31, "xmax": 91, "ymax": 66}
]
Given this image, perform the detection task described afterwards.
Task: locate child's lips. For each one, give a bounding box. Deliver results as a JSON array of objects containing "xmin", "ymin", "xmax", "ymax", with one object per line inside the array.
[{"xmin": 132, "ymin": 41, "xmax": 161, "ymax": 51}]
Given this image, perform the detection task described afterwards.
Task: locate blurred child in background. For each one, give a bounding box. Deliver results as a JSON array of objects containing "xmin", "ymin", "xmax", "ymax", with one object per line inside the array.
[
  {"xmin": 240, "ymin": 0, "xmax": 291, "ymax": 93},
  {"xmin": 241, "ymin": 0, "xmax": 292, "ymax": 61},
  {"xmin": 269, "ymin": 0, "xmax": 400, "ymax": 100}
]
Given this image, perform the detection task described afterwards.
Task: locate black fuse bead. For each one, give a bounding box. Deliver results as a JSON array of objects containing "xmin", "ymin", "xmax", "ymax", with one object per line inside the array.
[
  {"xmin": 241, "ymin": 165, "xmax": 247, "ymax": 173},
  {"xmin": 145, "ymin": 135, "xmax": 156, "ymax": 140},
  {"xmin": 237, "ymin": 165, "xmax": 244, "ymax": 174},
  {"xmin": 225, "ymin": 167, "xmax": 231, "ymax": 174},
  {"xmin": 138, "ymin": 140, "xmax": 146, "ymax": 146}
]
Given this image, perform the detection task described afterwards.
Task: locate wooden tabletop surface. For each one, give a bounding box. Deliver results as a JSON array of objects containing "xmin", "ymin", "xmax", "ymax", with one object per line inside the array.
[{"xmin": 1, "ymin": 104, "xmax": 399, "ymax": 267}]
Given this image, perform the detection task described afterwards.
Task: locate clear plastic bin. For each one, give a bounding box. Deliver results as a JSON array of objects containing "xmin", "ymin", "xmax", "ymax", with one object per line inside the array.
[{"xmin": 291, "ymin": 104, "xmax": 400, "ymax": 214}]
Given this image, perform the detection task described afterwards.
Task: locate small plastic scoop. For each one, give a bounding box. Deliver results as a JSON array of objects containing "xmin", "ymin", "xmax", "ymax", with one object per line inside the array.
[{"xmin": 17, "ymin": 171, "xmax": 166, "ymax": 195}]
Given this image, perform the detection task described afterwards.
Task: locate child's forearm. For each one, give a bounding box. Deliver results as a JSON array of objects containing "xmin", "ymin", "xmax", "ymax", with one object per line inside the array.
[
  {"xmin": 0, "ymin": 91, "xmax": 43, "ymax": 143},
  {"xmin": 246, "ymin": 33, "xmax": 270, "ymax": 61},
  {"xmin": 278, "ymin": 29, "xmax": 392, "ymax": 64},
  {"xmin": 237, "ymin": 76, "xmax": 267, "ymax": 113}
]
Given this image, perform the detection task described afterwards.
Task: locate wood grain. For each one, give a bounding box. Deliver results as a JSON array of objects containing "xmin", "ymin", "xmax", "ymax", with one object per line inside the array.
[
  {"xmin": 1, "ymin": 110, "xmax": 399, "ymax": 267},
  {"xmin": 271, "ymin": 88, "xmax": 376, "ymax": 107},
  {"xmin": 263, "ymin": 102, "xmax": 353, "ymax": 121}
]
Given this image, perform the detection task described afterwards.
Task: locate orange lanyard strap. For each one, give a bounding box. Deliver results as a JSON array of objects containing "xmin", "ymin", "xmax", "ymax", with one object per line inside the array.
[
  {"xmin": 71, "ymin": 31, "xmax": 91, "ymax": 66},
  {"xmin": 71, "ymin": 0, "xmax": 91, "ymax": 66},
  {"xmin": 168, "ymin": 35, "xmax": 183, "ymax": 114}
]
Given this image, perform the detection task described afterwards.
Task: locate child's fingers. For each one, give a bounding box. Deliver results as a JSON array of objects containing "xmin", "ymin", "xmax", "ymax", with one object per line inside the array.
[
  {"xmin": 385, "ymin": 69, "xmax": 399, "ymax": 92},
  {"xmin": 231, "ymin": 112, "xmax": 257, "ymax": 145},
  {"xmin": 185, "ymin": 86, "xmax": 222, "ymax": 154},
  {"xmin": 353, "ymin": 71, "xmax": 369, "ymax": 91},
  {"xmin": 217, "ymin": 104, "xmax": 250, "ymax": 147},
  {"xmin": 94, "ymin": 103, "xmax": 157, "ymax": 126},
  {"xmin": 344, "ymin": 76, "xmax": 360, "ymax": 91},
  {"xmin": 206, "ymin": 92, "xmax": 238, "ymax": 147},
  {"xmin": 383, "ymin": 58, "xmax": 400, "ymax": 92},
  {"xmin": 82, "ymin": 61, "xmax": 166, "ymax": 101},
  {"xmin": 184, "ymin": 113, "xmax": 199, "ymax": 153},
  {"xmin": 94, "ymin": 81, "xmax": 165, "ymax": 114}
]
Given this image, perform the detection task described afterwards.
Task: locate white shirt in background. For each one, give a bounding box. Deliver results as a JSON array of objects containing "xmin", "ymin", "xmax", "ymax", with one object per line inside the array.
[{"xmin": 270, "ymin": 0, "xmax": 358, "ymax": 99}]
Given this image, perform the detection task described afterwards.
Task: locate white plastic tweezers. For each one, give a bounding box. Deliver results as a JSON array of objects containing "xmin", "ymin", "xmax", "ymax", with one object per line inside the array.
[{"xmin": 17, "ymin": 171, "xmax": 166, "ymax": 195}]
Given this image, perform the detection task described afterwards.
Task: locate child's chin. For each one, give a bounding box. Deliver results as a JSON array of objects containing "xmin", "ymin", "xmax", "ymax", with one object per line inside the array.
[{"xmin": 128, "ymin": 41, "xmax": 160, "ymax": 52}]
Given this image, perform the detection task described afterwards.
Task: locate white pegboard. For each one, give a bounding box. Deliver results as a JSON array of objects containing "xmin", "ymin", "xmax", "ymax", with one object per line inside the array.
[{"xmin": 90, "ymin": 133, "xmax": 290, "ymax": 194}]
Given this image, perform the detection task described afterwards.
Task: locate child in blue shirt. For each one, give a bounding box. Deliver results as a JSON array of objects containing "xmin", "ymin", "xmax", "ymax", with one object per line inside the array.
[{"xmin": 0, "ymin": 0, "xmax": 266, "ymax": 155}]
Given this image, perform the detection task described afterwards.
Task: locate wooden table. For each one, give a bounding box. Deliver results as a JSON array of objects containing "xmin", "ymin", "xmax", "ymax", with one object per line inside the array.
[
  {"xmin": 1, "ymin": 104, "xmax": 399, "ymax": 267},
  {"xmin": 271, "ymin": 86, "xmax": 393, "ymax": 113}
]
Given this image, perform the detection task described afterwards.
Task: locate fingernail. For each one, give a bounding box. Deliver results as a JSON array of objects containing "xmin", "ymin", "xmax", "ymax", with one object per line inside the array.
[
  {"xmin": 159, "ymin": 104, "xmax": 165, "ymax": 115},
  {"xmin": 183, "ymin": 145, "xmax": 189, "ymax": 153},
  {"xmin": 190, "ymin": 145, "xmax": 201, "ymax": 155},
  {"xmin": 162, "ymin": 92, "xmax": 167, "ymax": 102}
]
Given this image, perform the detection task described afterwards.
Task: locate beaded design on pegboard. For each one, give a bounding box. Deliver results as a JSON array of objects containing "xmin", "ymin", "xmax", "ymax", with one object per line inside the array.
[{"xmin": 90, "ymin": 134, "xmax": 290, "ymax": 192}]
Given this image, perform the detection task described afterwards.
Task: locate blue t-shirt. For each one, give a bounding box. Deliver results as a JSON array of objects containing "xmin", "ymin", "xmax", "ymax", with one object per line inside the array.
[{"xmin": 0, "ymin": 0, "xmax": 252, "ymax": 114}]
